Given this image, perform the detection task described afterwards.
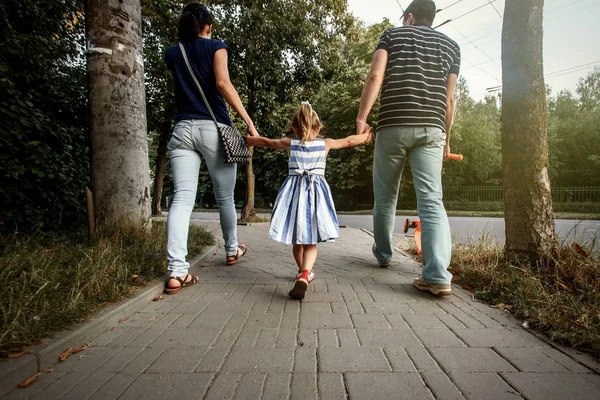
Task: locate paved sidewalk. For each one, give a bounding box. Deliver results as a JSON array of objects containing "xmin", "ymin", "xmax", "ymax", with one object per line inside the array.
[{"xmin": 4, "ymin": 222, "xmax": 600, "ymax": 399}]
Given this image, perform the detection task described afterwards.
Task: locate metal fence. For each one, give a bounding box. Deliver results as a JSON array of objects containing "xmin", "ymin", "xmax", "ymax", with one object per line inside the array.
[
  {"xmin": 402, "ymin": 186, "xmax": 600, "ymax": 203},
  {"xmin": 442, "ymin": 186, "xmax": 503, "ymax": 202}
]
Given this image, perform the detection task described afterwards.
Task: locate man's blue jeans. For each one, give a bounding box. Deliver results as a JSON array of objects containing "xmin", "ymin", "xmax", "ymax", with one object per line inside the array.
[
  {"xmin": 372, "ymin": 126, "xmax": 452, "ymax": 284},
  {"xmin": 167, "ymin": 119, "xmax": 238, "ymax": 277}
]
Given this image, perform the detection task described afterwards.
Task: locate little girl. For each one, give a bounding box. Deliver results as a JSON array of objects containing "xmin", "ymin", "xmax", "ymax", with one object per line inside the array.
[{"xmin": 247, "ymin": 102, "xmax": 373, "ymax": 300}]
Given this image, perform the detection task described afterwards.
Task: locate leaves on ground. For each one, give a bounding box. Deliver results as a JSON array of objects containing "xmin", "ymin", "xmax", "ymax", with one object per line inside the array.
[
  {"xmin": 58, "ymin": 343, "xmax": 90, "ymax": 362},
  {"xmin": 18, "ymin": 372, "xmax": 42, "ymax": 388}
]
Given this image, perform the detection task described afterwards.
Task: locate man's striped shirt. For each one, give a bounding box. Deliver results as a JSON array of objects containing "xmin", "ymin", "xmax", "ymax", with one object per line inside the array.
[{"xmin": 376, "ymin": 24, "xmax": 461, "ymax": 132}]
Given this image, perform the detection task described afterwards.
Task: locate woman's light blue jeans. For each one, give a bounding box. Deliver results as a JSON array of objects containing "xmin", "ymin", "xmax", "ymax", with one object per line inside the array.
[
  {"xmin": 372, "ymin": 126, "xmax": 452, "ymax": 284},
  {"xmin": 167, "ymin": 119, "xmax": 238, "ymax": 277}
]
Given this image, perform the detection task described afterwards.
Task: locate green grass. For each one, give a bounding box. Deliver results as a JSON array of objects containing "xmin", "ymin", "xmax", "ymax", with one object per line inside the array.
[
  {"xmin": 450, "ymin": 236, "xmax": 600, "ymax": 360},
  {"xmin": 0, "ymin": 222, "xmax": 214, "ymax": 358}
]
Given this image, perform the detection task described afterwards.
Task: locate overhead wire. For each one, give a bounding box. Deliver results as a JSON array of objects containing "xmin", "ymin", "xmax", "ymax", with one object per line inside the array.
[
  {"xmin": 394, "ymin": 0, "xmax": 405, "ymax": 14},
  {"xmin": 460, "ymin": 0, "xmax": 600, "ymax": 50},
  {"xmin": 434, "ymin": 0, "xmax": 499, "ymax": 29},
  {"xmin": 486, "ymin": 0, "xmax": 503, "ymax": 19},
  {"xmin": 436, "ymin": 0, "xmax": 466, "ymax": 14},
  {"xmin": 395, "ymin": 1, "xmax": 596, "ymax": 92},
  {"xmin": 451, "ymin": 25, "xmax": 501, "ymax": 68},
  {"xmin": 546, "ymin": 1, "xmax": 600, "ymax": 21},
  {"xmin": 485, "ymin": 61, "xmax": 600, "ymax": 92}
]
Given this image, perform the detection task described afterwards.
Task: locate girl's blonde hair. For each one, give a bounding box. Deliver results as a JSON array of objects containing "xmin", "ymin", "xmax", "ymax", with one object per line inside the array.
[{"xmin": 291, "ymin": 102, "xmax": 322, "ymax": 143}]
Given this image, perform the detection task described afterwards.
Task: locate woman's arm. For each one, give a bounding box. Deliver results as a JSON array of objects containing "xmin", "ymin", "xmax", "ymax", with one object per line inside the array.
[
  {"xmin": 325, "ymin": 131, "xmax": 373, "ymax": 151},
  {"xmin": 214, "ymin": 49, "xmax": 259, "ymax": 137},
  {"xmin": 246, "ymin": 136, "xmax": 291, "ymax": 150}
]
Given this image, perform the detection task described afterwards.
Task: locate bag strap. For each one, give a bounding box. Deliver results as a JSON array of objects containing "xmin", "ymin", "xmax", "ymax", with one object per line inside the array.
[{"xmin": 178, "ymin": 42, "xmax": 219, "ymax": 130}]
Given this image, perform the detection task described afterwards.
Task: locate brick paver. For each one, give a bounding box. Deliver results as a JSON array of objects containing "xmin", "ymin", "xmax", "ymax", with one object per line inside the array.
[{"xmin": 3, "ymin": 222, "xmax": 600, "ymax": 399}]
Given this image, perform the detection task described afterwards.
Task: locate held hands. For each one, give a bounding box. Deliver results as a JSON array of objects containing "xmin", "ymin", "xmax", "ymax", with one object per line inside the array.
[
  {"xmin": 356, "ymin": 119, "xmax": 374, "ymax": 145},
  {"xmin": 360, "ymin": 128, "xmax": 374, "ymax": 145},
  {"xmin": 356, "ymin": 119, "xmax": 370, "ymax": 135},
  {"xmin": 246, "ymin": 135, "xmax": 257, "ymax": 148},
  {"xmin": 246, "ymin": 122, "xmax": 260, "ymax": 137}
]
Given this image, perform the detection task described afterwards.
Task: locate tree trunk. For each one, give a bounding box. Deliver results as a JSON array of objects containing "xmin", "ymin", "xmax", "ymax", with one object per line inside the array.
[
  {"xmin": 240, "ymin": 75, "xmax": 256, "ymax": 221},
  {"xmin": 86, "ymin": 0, "xmax": 151, "ymax": 231},
  {"xmin": 501, "ymin": 0, "xmax": 557, "ymax": 261},
  {"xmin": 241, "ymin": 146, "xmax": 256, "ymax": 221},
  {"xmin": 151, "ymin": 128, "xmax": 169, "ymax": 216}
]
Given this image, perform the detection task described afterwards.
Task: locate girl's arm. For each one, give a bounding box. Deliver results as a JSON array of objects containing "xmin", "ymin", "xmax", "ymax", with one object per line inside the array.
[
  {"xmin": 325, "ymin": 131, "xmax": 373, "ymax": 151},
  {"xmin": 246, "ymin": 136, "xmax": 292, "ymax": 150}
]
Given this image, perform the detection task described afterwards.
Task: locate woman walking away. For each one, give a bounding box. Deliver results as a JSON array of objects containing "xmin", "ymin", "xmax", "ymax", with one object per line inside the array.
[
  {"xmin": 164, "ymin": 3, "xmax": 259, "ymax": 294},
  {"xmin": 247, "ymin": 102, "xmax": 372, "ymax": 300}
]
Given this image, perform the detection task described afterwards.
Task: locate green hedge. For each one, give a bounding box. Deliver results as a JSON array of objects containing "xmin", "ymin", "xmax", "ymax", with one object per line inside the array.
[
  {"xmin": 396, "ymin": 201, "xmax": 600, "ymax": 213},
  {"xmin": 0, "ymin": 0, "xmax": 88, "ymax": 231}
]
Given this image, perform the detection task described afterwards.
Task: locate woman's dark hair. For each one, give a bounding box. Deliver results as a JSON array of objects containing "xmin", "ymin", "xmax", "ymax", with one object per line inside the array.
[{"xmin": 178, "ymin": 3, "xmax": 214, "ymax": 42}]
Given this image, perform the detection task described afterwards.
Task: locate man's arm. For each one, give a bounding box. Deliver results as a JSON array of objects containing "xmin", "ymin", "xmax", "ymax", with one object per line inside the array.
[
  {"xmin": 443, "ymin": 73, "xmax": 458, "ymax": 160},
  {"xmin": 356, "ymin": 49, "xmax": 388, "ymax": 134}
]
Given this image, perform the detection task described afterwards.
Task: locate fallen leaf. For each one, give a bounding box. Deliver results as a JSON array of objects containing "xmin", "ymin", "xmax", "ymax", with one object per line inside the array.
[
  {"xmin": 18, "ymin": 373, "xmax": 42, "ymax": 388},
  {"xmin": 58, "ymin": 343, "xmax": 90, "ymax": 362},
  {"xmin": 572, "ymin": 320, "xmax": 587, "ymax": 328},
  {"xmin": 8, "ymin": 352, "xmax": 24, "ymax": 359},
  {"xmin": 152, "ymin": 295, "xmax": 164, "ymax": 302},
  {"xmin": 59, "ymin": 348, "xmax": 74, "ymax": 362},
  {"xmin": 571, "ymin": 243, "xmax": 589, "ymax": 258},
  {"xmin": 149, "ymin": 316, "xmax": 155, "ymax": 321},
  {"xmin": 462, "ymin": 284, "xmax": 473, "ymax": 291}
]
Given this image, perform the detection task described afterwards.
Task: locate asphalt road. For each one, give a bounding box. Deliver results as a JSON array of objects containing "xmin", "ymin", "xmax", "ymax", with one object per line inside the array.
[{"xmin": 188, "ymin": 211, "xmax": 600, "ymax": 248}]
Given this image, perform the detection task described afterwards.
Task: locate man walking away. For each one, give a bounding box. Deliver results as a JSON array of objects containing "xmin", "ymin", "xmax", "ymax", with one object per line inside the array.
[{"xmin": 356, "ymin": 0, "xmax": 460, "ymax": 296}]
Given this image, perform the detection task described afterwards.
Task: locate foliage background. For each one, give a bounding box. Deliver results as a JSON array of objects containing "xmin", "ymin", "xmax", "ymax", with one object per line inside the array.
[
  {"xmin": 1, "ymin": 0, "xmax": 599, "ymax": 232},
  {"xmin": 0, "ymin": 0, "xmax": 89, "ymax": 231}
]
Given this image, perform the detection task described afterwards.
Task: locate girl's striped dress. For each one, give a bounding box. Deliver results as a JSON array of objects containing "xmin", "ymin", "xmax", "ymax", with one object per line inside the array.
[{"xmin": 269, "ymin": 138, "xmax": 339, "ymax": 245}]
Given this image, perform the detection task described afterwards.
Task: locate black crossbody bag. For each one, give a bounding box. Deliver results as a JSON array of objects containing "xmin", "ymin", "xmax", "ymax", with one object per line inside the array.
[{"xmin": 179, "ymin": 43, "xmax": 251, "ymax": 164}]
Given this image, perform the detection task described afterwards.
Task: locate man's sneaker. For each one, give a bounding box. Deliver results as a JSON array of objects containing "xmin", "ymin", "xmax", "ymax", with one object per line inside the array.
[
  {"xmin": 413, "ymin": 276, "xmax": 452, "ymax": 296},
  {"xmin": 297, "ymin": 269, "xmax": 315, "ymax": 283},
  {"xmin": 289, "ymin": 270, "xmax": 310, "ymax": 300},
  {"xmin": 372, "ymin": 243, "xmax": 390, "ymax": 268}
]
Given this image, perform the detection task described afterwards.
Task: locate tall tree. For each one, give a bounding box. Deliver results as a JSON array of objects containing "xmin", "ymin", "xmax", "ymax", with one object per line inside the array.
[
  {"xmin": 142, "ymin": 0, "xmax": 179, "ymax": 216},
  {"xmin": 445, "ymin": 80, "xmax": 502, "ymax": 187},
  {"xmin": 86, "ymin": 0, "xmax": 151, "ymax": 230},
  {"xmin": 208, "ymin": 0, "xmax": 351, "ymax": 220},
  {"xmin": 501, "ymin": 0, "xmax": 556, "ymax": 260},
  {"xmin": 313, "ymin": 19, "xmax": 393, "ymax": 209},
  {"xmin": 547, "ymin": 70, "xmax": 600, "ymax": 187}
]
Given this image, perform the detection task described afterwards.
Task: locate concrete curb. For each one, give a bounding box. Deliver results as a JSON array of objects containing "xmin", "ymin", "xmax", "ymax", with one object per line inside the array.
[{"xmin": 0, "ymin": 242, "xmax": 218, "ymax": 391}]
